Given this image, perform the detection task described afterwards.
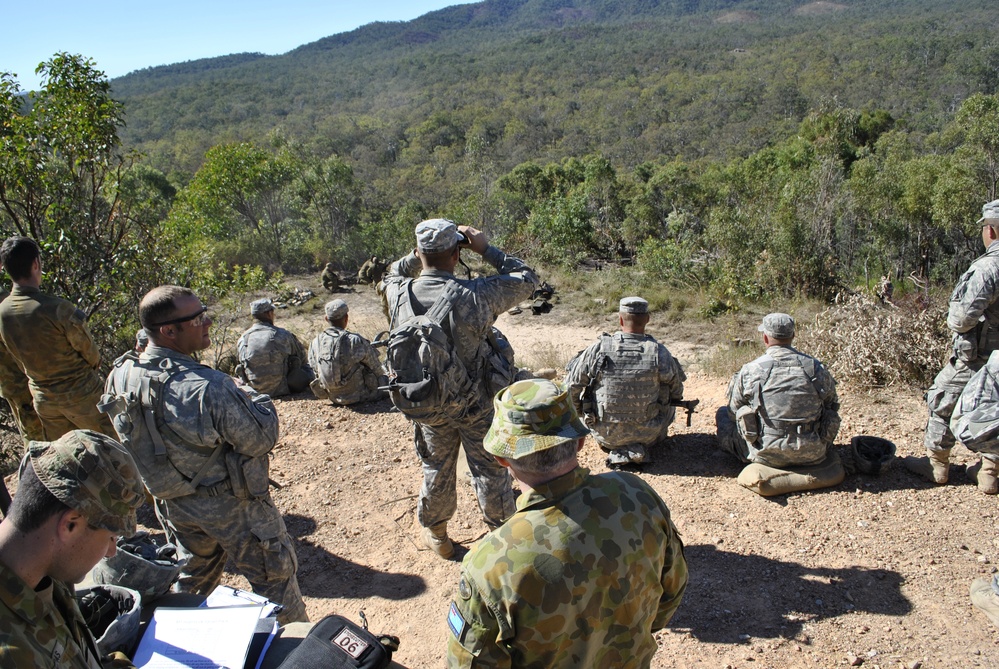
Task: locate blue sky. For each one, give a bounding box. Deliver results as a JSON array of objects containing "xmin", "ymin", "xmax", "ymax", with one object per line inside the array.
[{"xmin": 3, "ymin": 1, "xmax": 474, "ymax": 91}]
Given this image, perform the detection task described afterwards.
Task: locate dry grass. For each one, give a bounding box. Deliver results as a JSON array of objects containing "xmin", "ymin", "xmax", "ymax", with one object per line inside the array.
[
  {"xmin": 518, "ymin": 341, "xmax": 578, "ymax": 374},
  {"xmin": 799, "ymin": 293, "xmax": 948, "ymax": 388}
]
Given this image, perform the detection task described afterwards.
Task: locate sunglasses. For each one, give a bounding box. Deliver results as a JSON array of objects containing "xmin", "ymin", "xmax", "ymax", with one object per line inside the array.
[{"xmin": 149, "ymin": 304, "xmax": 209, "ymax": 328}]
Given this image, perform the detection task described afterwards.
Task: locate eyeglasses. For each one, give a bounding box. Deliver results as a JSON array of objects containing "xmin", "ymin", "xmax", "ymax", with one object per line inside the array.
[{"xmin": 149, "ymin": 304, "xmax": 209, "ymax": 328}]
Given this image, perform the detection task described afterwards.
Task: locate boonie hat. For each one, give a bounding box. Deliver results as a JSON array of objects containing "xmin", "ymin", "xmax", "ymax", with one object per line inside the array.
[
  {"xmin": 25, "ymin": 430, "xmax": 145, "ymax": 536},
  {"xmin": 619, "ymin": 296, "xmax": 648, "ymax": 314},
  {"xmin": 484, "ymin": 379, "xmax": 589, "ymax": 459},
  {"xmin": 250, "ymin": 298, "xmax": 275, "ymax": 317},
  {"xmin": 978, "ymin": 199, "xmax": 999, "ymax": 224},
  {"xmin": 325, "ymin": 299, "xmax": 348, "ymax": 321},
  {"xmin": 758, "ymin": 313, "xmax": 795, "ymax": 339},
  {"xmin": 415, "ymin": 218, "xmax": 462, "ymax": 253}
]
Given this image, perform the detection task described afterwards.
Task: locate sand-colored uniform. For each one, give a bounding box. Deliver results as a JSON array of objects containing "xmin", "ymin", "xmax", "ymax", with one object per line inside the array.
[
  {"xmin": 0, "ymin": 561, "xmax": 107, "ymax": 668},
  {"xmin": 308, "ymin": 327, "xmax": 385, "ymax": 405},
  {"xmin": 382, "ymin": 248, "xmax": 536, "ymax": 530},
  {"xmin": 0, "ymin": 285, "xmax": 113, "ymax": 440},
  {"xmin": 566, "ymin": 332, "xmax": 685, "ymax": 451},
  {"xmin": 236, "ymin": 321, "xmax": 313, "ymax": 398},
  {"xmin": 447, "ymin": 466, "xmax": 687, "ymax": 668},
  {"xmin": 103, "ymin": 345, "xmax": 306, "ymax": 624}
]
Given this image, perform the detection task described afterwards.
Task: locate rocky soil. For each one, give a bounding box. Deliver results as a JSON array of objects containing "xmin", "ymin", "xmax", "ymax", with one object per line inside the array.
[{"xmin": 11, "ymin": 279, "xmax": 999, "ymax": 668}]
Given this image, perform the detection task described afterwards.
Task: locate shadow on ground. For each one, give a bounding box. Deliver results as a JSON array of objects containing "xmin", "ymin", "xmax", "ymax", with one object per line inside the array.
[
  {"xmin": 283, "ymin": 513, "xmax": 426, "ymax": 601},
  {"xmin": 669, "ymin": 543, "xmax": 911, "ymax": 643}
]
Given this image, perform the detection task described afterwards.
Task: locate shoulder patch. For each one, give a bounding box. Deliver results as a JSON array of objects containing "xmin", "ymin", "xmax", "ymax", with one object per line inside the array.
[{"xmin": 448, "ymin": 601, "xmax": 468, "ymax": 642}]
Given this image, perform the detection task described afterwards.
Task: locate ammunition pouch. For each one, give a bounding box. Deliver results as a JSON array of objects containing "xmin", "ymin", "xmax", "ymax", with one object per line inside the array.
[
  {"xmin": 226, "ymin": 451, "xmax": 270, "ymax": 500},
  {"xmin": 736, "ymin": 405, "xmax": 759, "ymax": 443}
]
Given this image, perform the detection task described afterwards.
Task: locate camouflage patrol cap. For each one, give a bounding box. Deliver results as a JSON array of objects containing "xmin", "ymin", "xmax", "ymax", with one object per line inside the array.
[
  {"xmin": 325, "ymin": 299, "xmax": 348, "ymax": 320},
  {"xmin": 758, "ymin": 312, "xmax": 795, "ymax": 339},
  {"xmin": 134, "ymin": 329, "xmax": 148, "ymax": 349},
  {"xmin": 978, "ymin": 199, "xmax": 999, "ymax": 224},
  {"xmin": 415, "ymin": 218, "xmax": 461, "ymax": 253},
  {"xmin": 619, "ymin": 296, "xmax": 648, "ymax": 314},
  {"xmin": 484, "ymin": 379, "xmax": 589, "ymax": 459},
  {"xmin": 250, "ymin": 298, "xmax": 275, "ymax": 316},
  {"xmin": 26, "ymin": 430, "xmax": 145, "ymax": 536}
]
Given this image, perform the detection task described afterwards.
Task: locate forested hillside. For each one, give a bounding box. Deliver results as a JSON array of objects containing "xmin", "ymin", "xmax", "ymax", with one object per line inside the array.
[{"xmin": 3, "ymin": 0, "xmax": 999, "ymax": 370}]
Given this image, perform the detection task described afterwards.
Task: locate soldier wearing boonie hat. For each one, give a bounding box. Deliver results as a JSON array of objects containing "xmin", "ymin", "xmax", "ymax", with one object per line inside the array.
[
  {"xmin": 0, "ymin": 429, "xmax": 144, "ymax": 667},
  {"xmin": 564, "ymin": 295, "xmax": 687, "ymax": 468},
  {"xmin": 715, "ymin": 312, "xmax": 844, "ymax": 496},
  {"xmin": 236, "ymin": 296, "xmax": 314, "ymax": 398},
  {"xmin": 447, "ymin": 379, "xmax": 688, "ymax": 668},
  {"xmin": 381, "ymin": 217, "xmax": 538, "ymax": 558},
  {"xmin": 308, "ymin": 299, "xmax": 387, "ymax": 406},
  {"xmin": 907, "ymin": 198, "xmax": 999, "ymax": 493}
]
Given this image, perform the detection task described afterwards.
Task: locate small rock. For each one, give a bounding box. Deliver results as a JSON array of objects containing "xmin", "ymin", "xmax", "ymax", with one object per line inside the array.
[
  {"xmin": 846, "ymin": 652, "xmax": 863, "ymax": 666},
  {"xmin": 978, "ymin": 555, "xmax": 991, "ymax": 564},
  {"xmin": 907, "ymin": 661, "xmax": 922, "ymax": 669}
]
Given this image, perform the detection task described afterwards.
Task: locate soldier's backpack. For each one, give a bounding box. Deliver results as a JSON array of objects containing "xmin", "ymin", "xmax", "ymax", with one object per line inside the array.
[
  {"xmin": 99, "ymin": 355, "xmax": 224, "ymax": 499},
  {"xmin": 311, "ymin": 328, "xmax": 348, "ymax": 398},
  {"xmin": 383, "ymin": 279, "xmax": 475, "ymax": 421}
]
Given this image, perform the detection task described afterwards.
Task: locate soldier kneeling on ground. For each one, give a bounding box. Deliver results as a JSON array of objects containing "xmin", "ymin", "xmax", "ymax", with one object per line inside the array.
[{"xmin": 715, "ymin": 313, "xmax": 844, "ymax": 496}]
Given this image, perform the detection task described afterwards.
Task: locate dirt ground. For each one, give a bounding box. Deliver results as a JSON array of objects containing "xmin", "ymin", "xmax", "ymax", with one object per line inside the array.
[{"xmin": 10, "ymin": 278, "xmax": 999, "ymax": 668}]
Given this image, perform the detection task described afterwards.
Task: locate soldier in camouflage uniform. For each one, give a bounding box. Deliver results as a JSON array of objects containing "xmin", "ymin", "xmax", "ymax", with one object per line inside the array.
[
  {"xmin": 235, "ymin": 298, "xmax": 314, "ymax": 398},
  {"xmin": 565, "ymin": 296, "xmax": 686, "ymax": 468},
  {"xmin": 716, "ymin": 313, "xmax": 844, "ymax": 496},
  {"xmin": 0, "ymin": 237, "xmax": 115, "ymax": 441},
  {"xmin": 0, "ymin": 429, "xmax": 145, "ymax": 668},
  {"xmin": 102, "ymin": 285, "xmax": 307, "ymax": 624},
  {"xmin": 308, "ymin": 299, "xmax": 387, "ymax": 405},
  {"xmin": 0, "ymin": 288, "xmax": 43, "ymax": 446},
  {"xmin": 946, "ymin": 349, "xmax": 999, "ymax": 494},
  {"xmin": 383, "ymin": 219, "xmax": 536, "ymax": 557},
  {"xmin": 321, "ymin": 263, "xmax": 339, "ymax": 292},
  {"xmin": 446, "ymin": 379, "xmax": 687, "ymax": 667},
  {"xmin": 905, "ymin": 200, "xmax": 999, "ymax": 491}
]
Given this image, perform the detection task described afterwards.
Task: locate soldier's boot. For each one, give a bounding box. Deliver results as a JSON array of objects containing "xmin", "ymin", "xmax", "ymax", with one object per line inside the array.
[
  {"xmin": 422, "ymin": 525, "xmax": 454, "ymax": 559},
  {"xmin": 968, "ymin": 455, "xmax": 999, "ymax": 495},
  {"xmin": 970, "ymin": 576, "xmax": 999, "ymax": 629},
  {"xmin": 902, "ymin": 448, "xmax": 951, "ymax": 484}
]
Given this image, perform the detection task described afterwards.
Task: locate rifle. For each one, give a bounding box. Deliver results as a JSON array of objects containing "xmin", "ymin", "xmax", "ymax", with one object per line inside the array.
[
  {"xmin": 0, "ymin": 478, "xmax": 10, "ymax": 516},
  {"xmin": 670, "ymin": 399, "xmax": 700, "ymax": 427}
]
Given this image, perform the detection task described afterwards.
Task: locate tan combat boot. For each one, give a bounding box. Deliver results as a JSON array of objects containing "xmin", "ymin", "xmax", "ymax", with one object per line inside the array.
[
  {"xmin": 903, "ymin": 448, "xmax": 951, "ymax": 484},
  {"xmin": 968, "ymin": 455, "xmax": 999, "ymax": 495},
  {"xmin": 970, "ymin": 577, "xmax": 999, "ymax": 629},
  {"xmin": 422, "ymin": 525, "xmax": 455, "ymax": 559}
]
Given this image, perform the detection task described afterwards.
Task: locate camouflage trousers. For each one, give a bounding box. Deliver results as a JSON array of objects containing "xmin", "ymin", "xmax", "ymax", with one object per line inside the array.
[
  {"xmin": 413, "ymin": 407, "xmax": 515, "ymax": 531},
  {"xmin": 715, "ymin": 406, "xmax": 828, "ymax": 468},
  {"xmin": 925, "ymin": 356, "xmax": 979, "ymax": 453},
  {"xmin": 154, "ymin": 491, "xmax": 308, "ymax": 625},
  {"xmin": 2, "ymin": 392, "xmax": 43, "ymax": 442},
  {"xmin": 35, "ymin": 389, "xmax": 115, "ymax": 441}
]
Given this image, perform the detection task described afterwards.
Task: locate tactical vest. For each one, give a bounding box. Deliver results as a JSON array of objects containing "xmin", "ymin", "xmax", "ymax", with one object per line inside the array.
[
  {"xmin": 592, "ymin": 333, "xmax": 662, "ymax": 424},
  {"xmin": 313, "ymin": 328, "xmax": 348, "ymax": 392},
  {"xmin": 237, "ymin": 325, "xmax": 287, "ymax": 393},
  {"xmin": 100, "ymin": 355, "xmax": 225, "ymax": 499},
  {"xmin": 750, "ymin": 353, "xmax": 825, "ymax": 455}
]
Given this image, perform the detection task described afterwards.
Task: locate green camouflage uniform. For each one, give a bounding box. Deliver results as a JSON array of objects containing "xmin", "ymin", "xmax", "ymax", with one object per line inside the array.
[
  {"xmin": 0, "ymin": 285, "xmax": 114, "ymax": 440},
  {"xmin": 0, "ymin": 430, "xmax": 145, "ymax": 668},
  {"xmin": 716, "ymin": 345, "xmax": 840, "ymax": 468},
  {"xmin": 103, "ymin": 345, "xmax": 307, "ymax": 624},
  {"xmin": 447, "ymin": 466, "xmax": 687, "ymax": 668},
  {"xmin": 321, "ymin": 265, "xmax": 339, "ymax": 292},
  {"xmin": 383, "ymin": 245, "xmax": 536, "ymax": 530},
  {"xmin": 308, "ymin": 327, "xmax": 386, "ymax": 405},
  {"xmin": 925, "ymin": 240, "xmax": 999, "ymax": 453},
  {"xmin": 236, "ymin": 321, "xmax": 314, "ymax": 398},
  {"xmin": 565, "ymin": 332, "xmax": 685, "ymax": 457}
]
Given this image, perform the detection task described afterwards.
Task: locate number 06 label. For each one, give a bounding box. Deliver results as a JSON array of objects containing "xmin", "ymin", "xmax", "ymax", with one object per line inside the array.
[{"xmin": 332, "ymin": 627, "xmax": 370, "ymax": 659}]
